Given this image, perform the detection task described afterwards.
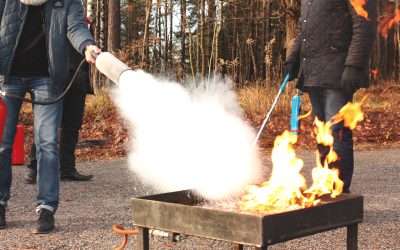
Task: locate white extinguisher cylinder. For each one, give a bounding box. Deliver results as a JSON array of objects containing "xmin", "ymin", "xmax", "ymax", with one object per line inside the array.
[{"xmin": 95, "ymin": 52, "xmax": 131, "ymax": 85}]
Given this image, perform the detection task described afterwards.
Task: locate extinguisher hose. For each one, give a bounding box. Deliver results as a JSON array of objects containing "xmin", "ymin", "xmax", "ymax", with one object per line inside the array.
[{"xmin": 0, "ymin": 59, "xmax": 87, "ymax": 105}]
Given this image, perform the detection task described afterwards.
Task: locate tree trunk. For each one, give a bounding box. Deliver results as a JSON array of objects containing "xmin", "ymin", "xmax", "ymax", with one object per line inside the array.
[
  {"xmin": 200, "ymin": 0, "xmax": 206, "ymax": 79},
  {"xmin": 169, "ymin": 0, "xmax": 173, "ymax": 68},
  {"xmin": 107, "ymin": 0, "xmax": 121, "ymax": 52},
  {"xmin": 102, "ymin": 0, "xmax": 108, "ymax": 50},
  {"xmin": 263, "ymin": 0, "xmax": 271, "ymax": 83},
  {"xmin": 163, "ymin": 0, "xmax": 168, "ymax": 72},
  {"xmin": 214, "ymin": 0, "xmax": 223, "ymax": 78},
  {"xmin": 157, "ymin": 1, "xmax": 162, "ymax": 65},
  {"xmin": 142, "ymin": 0, "xmax": 152, "ymax": 68},
  {"xmin": 208, "ymin": 0, "xmax": 216, "ymax": 75},
  {"xmin": 127, "ymin": 0, "xmax": 133, "ymax": 43},
  {"xmin": 180, "ymin": 0, "xmax": 186, "ymax": 69}
]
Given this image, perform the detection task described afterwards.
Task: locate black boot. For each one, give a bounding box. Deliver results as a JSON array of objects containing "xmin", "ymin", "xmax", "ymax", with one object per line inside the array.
[
  {"xmin": 60, "ymin": 169, "xmax": 93, "ymax": 181},
  {"xmin": 33, "ymin": 208, "xmax": 54, "ymax": 234},
  {"xmin": 0, "ymin": 204, "xmax": 6, "ymax": 229}
]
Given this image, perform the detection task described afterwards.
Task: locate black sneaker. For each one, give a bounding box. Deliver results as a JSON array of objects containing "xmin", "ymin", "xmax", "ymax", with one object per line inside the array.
[
  {"xmin": 0, "ymin": 204, "xmax": 6, "ymax": 229},
  {"xmin": 33, "ymin": 208, "xmax": 54, "ymax": 234},
  {"xmin": 60, "ymin": 170, "xmax": 93, "ymax": 181},
  {"xmin": 24, "ymin": 167, "xmax": 37, "ymax": 184}
]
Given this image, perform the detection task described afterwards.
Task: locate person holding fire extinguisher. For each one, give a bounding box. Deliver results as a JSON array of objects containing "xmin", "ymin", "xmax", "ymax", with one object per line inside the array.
[
  {"xmin": 0, "ymin": 0, "xmax": 100, "ymax": 233},
  {"xmin": 284, "ymin": 0, "xmax": 377, "ymax": 193},
  {"xmin": 24, "ymin": 17, "xmax": 94, "ymax": 184}
]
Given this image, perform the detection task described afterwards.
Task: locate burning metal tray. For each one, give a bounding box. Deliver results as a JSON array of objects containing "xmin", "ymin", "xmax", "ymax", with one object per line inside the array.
[{"xmin": 132, "ymin": 190, "xmax": 363, "ymax": 249}]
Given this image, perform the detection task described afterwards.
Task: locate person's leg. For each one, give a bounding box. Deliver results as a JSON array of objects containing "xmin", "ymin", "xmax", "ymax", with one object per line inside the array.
[
  {"xmin": 0, "ymin": 76, "xmax": 26, "ymax": 228},
  {"xmin": 29, "ymin": 77, "xmax": 63, "ymax": 233},
  {"xmin": 59, "ymin": 90, "xmax": 92, "ymax": 181},
  {"xmin": 24, "ymin": 143, "xmax": 37, "ymax": 184},
  {"xmin": 323, "ymin": 89, "xmax": 353, "ymax": 193},
  {"xmin": 307, "ymin": 87, "xmax": 331, "ymax": 166}
]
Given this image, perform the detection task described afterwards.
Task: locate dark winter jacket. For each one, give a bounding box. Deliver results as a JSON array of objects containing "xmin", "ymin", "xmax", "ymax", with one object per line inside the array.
[
  {"xmin": 286, "ymin": 0, "xmax": 377, "ymax": 90},
  {"xmin": 0, "ymin": 0, "xmax": 95, "ymax": 93}
]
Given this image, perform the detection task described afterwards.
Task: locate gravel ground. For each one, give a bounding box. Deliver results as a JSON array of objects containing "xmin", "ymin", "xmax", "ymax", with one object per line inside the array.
[{"xmin": 0, "ymin": 148, "xmax": 399, "ymax": 250}]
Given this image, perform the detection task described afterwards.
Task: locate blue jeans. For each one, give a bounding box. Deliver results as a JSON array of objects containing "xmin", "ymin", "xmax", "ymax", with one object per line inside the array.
[
  {"xmin": 0, "ymin": 76, "xmax": 62, "ymax": 211},
  {"xmin": 307, "ymin": 87, "xmax": 353, "ymax": 193}
]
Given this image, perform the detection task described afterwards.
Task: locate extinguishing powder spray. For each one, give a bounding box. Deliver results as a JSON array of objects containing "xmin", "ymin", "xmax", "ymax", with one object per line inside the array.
[{"xmin": 290, "ymin": 90, "xmax": 303, "ymax": 134}]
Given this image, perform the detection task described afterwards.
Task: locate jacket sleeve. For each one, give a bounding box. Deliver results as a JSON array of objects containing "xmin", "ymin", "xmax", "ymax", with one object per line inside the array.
[
  {"xmin": 345, "ymin": 0, "xmax": 377, "ymax": 68},
  {"xmin": 66, "ymin": 0, "xmax": 96, "ymax": 55},
  {"xmin": 285, "ymin": 22, "xmax": 302, "ymax": 81},
  {"xmin": 286, "ymin": 26, "xmax": 301, "ymax": 67},
  {"xmin": 286, "ymin": 36, "xmax": 301, "ymax": 63}
]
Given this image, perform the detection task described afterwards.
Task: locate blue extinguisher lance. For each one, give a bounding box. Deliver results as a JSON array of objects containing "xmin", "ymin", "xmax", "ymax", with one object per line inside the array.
[
  {"xmin": 290, "ymin": 89, "xmax": 303, "ymax": 134},
  {"xmin": 252, "ymin": 73, "xmax": 290, "ymax": 147}
]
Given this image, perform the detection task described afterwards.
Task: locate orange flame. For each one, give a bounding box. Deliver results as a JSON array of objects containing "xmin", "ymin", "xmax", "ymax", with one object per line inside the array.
[
  {"xmin": 298, "ymin": 109, "xmax": 312, "ymax": 120},
  {"xmin": 239, "ymin": 99, "xmax": 366, "ymax": 214},
  {"xmin": 350, "ymin": 0, "xmax": 369, "ymax": 20},
  {"xmin": 379, "ymin": 9, "xmax": 400, "ymax": 38},
  {"xmin": 239, "ymin": 131, "xmax": 309, "ymax": 213},
  {"xmin": 331, "ymin": 96, "xmax": 366, "ymax": 130}
]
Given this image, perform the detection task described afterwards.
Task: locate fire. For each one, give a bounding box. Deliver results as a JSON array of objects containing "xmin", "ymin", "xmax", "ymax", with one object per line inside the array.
[
  {"xmin": 371, "ymin": 69, "xmax": 378, "ymax": 76},
  {"xmin": 239, "ymin": 99, "xmax": 366, "ymax": 214},
  {"xmin": 379, "ymin": 9, "xmax": 400, "ymax": 38},
  {"xmin": 239, "ymin": 131, "xmax": 309, "ymax": 213},
  {"xmin": 350, "ymin": 0, "xmax": 369, "ymax": 20},
  {"xmin": 332, "ymin": 96, "xmax": 366, "ymax": 130}
]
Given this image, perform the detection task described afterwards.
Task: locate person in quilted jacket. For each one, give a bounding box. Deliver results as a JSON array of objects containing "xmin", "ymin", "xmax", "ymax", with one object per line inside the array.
[
  {"xmin": 24, "ymin": 18, "xmax": 95, "ymax": 184},
  {"xmin": 284, "ymin": 0, "xmax": 377, "ymax": 193},
  {"xmin": 0, "ymin": 0, "xmax": 101, "ymax": 233}
]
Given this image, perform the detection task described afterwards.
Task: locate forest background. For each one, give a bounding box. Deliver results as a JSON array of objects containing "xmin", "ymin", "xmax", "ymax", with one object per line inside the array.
[{"xmin": 18, "ymin": 0, "xmax": 400, "ymax": 161}]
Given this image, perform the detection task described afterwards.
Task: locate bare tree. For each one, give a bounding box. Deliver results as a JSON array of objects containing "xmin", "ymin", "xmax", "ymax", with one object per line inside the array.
[
  {"xmin": 200, "ymin": 0, "xmax": 206, "ymax": 79},
  {"xmin": 142, "ymin": 0, "xmax": 152, "ymax": 67},
  {"xmin": 180, "ymin": 0, "xmax": 187, "ymax": 69},
  {"xmin": 108, "ymin": 0, "xmax": 121, "ymax": 52},
  {"xmin": 163, "ymin": 0, "xmax": 168, "ymax": 72},
  {"xmin": 214, "ymin": 0, "xmax": 223, "ymax": 77},
  {"xmin": 126, "ymin": 0, "xmax": 133, "ymax": 43}
]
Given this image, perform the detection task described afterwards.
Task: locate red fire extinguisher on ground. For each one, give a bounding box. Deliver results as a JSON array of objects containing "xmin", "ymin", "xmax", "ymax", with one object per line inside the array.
[
  {"xmin": 0, "ymin": 97, "xmax": 25, "ymax": 165},
  {"xmin": 12, "ymin": 124, "xmax": 24, "ymax": 165},
  {"xmin": 0, "ymin": 97, "xmax": 7, "ymax": 145}
]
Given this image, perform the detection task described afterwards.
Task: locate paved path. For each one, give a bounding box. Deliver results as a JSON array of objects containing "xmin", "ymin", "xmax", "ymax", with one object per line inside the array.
[{"xmin": 0, "ymin": 148, "xmax": 399, "ymax": 249}]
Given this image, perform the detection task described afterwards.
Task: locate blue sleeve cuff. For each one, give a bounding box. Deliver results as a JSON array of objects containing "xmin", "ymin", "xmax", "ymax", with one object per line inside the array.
[{"xmin": 79, "ymin": 39, "xmax": 96, "ymax": 54}]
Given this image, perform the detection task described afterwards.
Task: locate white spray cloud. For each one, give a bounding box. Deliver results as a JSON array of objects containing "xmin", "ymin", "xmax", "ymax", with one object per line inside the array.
[{"xmin": 112, "ymin": 70, "xmax": 263, "ymax": 200}]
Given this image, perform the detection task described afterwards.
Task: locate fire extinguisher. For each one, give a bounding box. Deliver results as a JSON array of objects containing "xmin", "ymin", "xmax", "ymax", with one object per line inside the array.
[
  {"xmin": 0, "ymin": 97, "xmax": 7, "ymax": 145},
  {"xmin": 290, "ymin": 90, "xmax": 303, "ymax": 134}
]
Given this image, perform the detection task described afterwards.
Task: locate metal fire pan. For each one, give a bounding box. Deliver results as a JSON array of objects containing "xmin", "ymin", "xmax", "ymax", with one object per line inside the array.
[{"xmin": 132, "ymin": 190, "xmax": 363, "ymax": 247}]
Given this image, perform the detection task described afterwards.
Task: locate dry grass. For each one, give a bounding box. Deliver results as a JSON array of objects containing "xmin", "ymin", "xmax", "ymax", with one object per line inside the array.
[
  {"xmin": 356, "ymin": 82, "xmax": 399, "ymax": 111},
  {"xmin": 236, "ymin": 80, "xmax": 400, "ymax": 150},
  {"xmin": 85, "ymin": 91, "xmax": 115, "ymax": 115},
  {"xmin": 236, "ymin": 81, "xmax": 312, "ymax": 123},
  {"xmin": 237, "ymin": 80, "xmax": 399, "ymax": 121}
]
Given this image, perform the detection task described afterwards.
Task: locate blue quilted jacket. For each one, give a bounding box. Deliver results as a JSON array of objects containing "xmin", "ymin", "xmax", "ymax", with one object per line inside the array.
[{"xmin": 0, "ymin": 0, "xmax": 95, "ymax": 92}]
